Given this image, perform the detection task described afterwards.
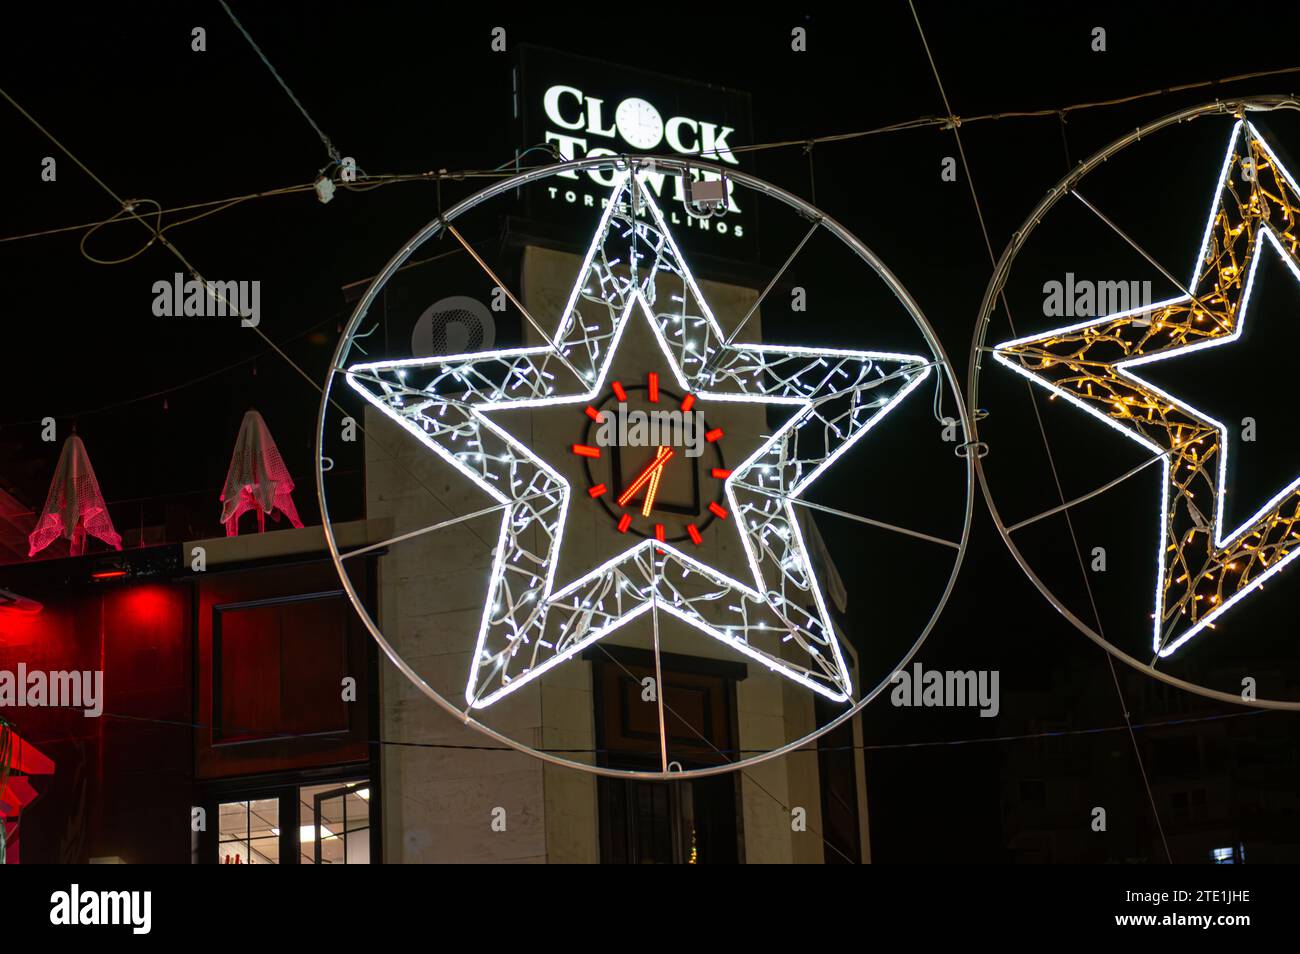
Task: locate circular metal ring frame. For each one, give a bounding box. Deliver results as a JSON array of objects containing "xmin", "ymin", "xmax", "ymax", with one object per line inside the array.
[
  {"xmin": 968, "ymin": 94, "xmax": 1300, "ymax": 711},
  {"xmin": 318, "ymin": 154, "xmax": 975, "ymax": 778}
]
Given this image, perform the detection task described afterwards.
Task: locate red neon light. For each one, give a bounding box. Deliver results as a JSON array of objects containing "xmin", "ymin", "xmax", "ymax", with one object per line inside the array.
[
  {"xmin": 617, "ymin": 447, "xmax": 674, "ymax": 508},
  {"xmin": 709, "ymin": 502, "xmax": 728, "ymax": 520},
  {"xmin": 0, "ymin": 587, "xmax": 43, "ymax": 616},
  {"xmin": 585, "ymin": 406, "xmax": 604, "ymax": 423},
  {"xmin": 612, "ymin": 381, "xmax": 627, "ymax": 402},
  {"xmin": 572, "ymin": 444, "xmax": 601, "ymax": 459},
  {"xmin": 90, "ymin": 569, "xmax": 128, "ymax": 580},
  {"xmin": 647, "ymin": 372, "xmax": 659, "ymax": 403},
  {"xmin": 654, "ymin": 524, "xmax": 666, "ymax": 542},
  {"xmin": 680, "ymin": 393, "xmax": 696, "ymax": 412},
  {"xmin": 687, "ymin": 524, "xmax": 703, "ymax": 545},
  {"xmin": 617, "ymin": 513, "xmax": 632, "ymax": 533},
  {"xmin": 705, "ymin": 427, "xmax": 724, "ymax": 443},
  {"xmin": 711, "ymin": 468, "xmax": 732, "ymax": 479},
  {"xmin": 588, "ymin": 483, "xmax": 607, "ymax": 498},
  {"xmin": 641, "ymin": 463, "xmax": 665, "ymax": 517}
]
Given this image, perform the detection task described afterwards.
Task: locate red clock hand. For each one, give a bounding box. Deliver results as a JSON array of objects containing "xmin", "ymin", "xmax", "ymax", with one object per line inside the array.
[
  {"xmin": 617, "ymin": 446, "xmax": 674, "ymax": 515},
  {"xmin": 641, "ymin": 458, "xmax": 666, "ymax": 517}
]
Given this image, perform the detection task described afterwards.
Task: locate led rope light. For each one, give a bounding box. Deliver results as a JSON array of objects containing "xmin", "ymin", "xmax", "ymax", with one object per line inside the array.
[
  {"xmin": 994, "ymin": 120, "xmax": 1300, "ymax": 657},
  {"xmin": 347, "ymin": 171, "xmax": 931, "ymax": 708}
]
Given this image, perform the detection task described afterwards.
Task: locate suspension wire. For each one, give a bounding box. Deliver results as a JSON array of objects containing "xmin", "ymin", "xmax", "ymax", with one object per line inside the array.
[
  {"xmin": 907, "ymin": 0, "xmax": 1174, "ymax": 863},
  {"xmin": 26, "ymin": 701, "xmax": 1270, "ymax": 758},
  {"xmin": 3, "ymin": 60, "xmax": 1296, "ymax": 252},
  {"xmin": 0, "ymin": 313, "xmax": 336, "ymax": 428},
  {"xmin": 5, "ymin": 69, "xmax": 1278, "ymax": 559},
  {"xmin": 218, "ymin": 0, "xmax": 343, "ymax": 166},
  {"xmin": 0, "ymin": 170, "xmax": 525, "ymax": 247},
  {"xmin": 805, "ymin": 140, "xmax": 817, "ymax": 205},
  {"xmin": 1058, "ymin": 111, "xmax": 1073, "ymax": 172},
  {"xmin": 0, "ymin": 82, "xmax": 504, "ymax": 554},
  {"xmin": 693, "ymin": 63, "xmax": 1300, "ymax": 161}
]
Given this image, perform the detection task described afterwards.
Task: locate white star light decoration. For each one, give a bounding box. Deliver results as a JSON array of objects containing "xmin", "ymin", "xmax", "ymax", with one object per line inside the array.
[
  {"xmin": 348, "ymin": 170, "xmax": 931, "ymax": 708},
  {"xmin": 995, "ymin": 120, "xmax": 1300, "ymax": 657}
]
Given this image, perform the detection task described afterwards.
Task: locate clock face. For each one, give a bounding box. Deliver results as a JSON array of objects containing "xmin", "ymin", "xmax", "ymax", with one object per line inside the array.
[
  {"xmin": 572, "ymin": 373, "xmax": 728, "ymax": 544},
  {"xmin": 614, "ymin": 97, "xmax": 664, "ymax": 150}
]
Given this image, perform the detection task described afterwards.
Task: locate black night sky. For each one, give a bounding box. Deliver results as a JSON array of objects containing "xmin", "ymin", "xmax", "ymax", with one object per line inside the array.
[{"xmin": 5, "ymin": 2, "xmax": 1300, "ymax": 865}]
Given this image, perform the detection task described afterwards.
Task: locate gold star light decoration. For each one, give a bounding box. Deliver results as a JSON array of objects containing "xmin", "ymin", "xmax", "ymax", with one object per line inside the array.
[{"xmin": 995, "ymin": 120, "xmax": 1300, "ymax": 658}]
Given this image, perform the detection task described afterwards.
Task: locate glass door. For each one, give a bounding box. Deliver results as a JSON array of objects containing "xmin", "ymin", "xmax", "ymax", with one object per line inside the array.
[{"xmin": 302, "ymin": 781, "xmax": 371, "ymax": 864}]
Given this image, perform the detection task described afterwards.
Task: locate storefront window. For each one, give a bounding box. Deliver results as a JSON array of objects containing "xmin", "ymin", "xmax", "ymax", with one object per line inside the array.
[
  {"xmin": 218, "ymin": 798, "xmax": 279, "ymax": 864},
  {"xmin": 205, "ymin": 777, "xmax": 372, "ymax": 864}
]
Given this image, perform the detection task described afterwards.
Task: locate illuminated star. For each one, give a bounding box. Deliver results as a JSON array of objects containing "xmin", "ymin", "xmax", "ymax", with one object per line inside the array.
[
  {"xmin": 347, "ymin": 168, "xmax": 931, "ymax": 707},
  {"xmin": 995, "ymin": 120, "xmax": 1300, "ymax": 656}
]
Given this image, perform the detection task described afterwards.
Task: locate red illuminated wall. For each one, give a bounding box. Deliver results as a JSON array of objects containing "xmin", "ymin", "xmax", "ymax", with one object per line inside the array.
[
  {"xmin": 0, "ymin": 553, "xmax": 375, "ymax": 863},
  {"xmin": 0, "ymin": 580, "xmax": 191, "ymax": 863}
]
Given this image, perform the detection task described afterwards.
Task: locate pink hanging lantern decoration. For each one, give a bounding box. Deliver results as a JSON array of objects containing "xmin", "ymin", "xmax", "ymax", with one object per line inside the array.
[
  {"xmin": 28, "ymin": 434, "xmax": 122, "ymax": 557},
  {"xmin": 220, "ymin": 409, "xmax": 304, "ymax": 536}
]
